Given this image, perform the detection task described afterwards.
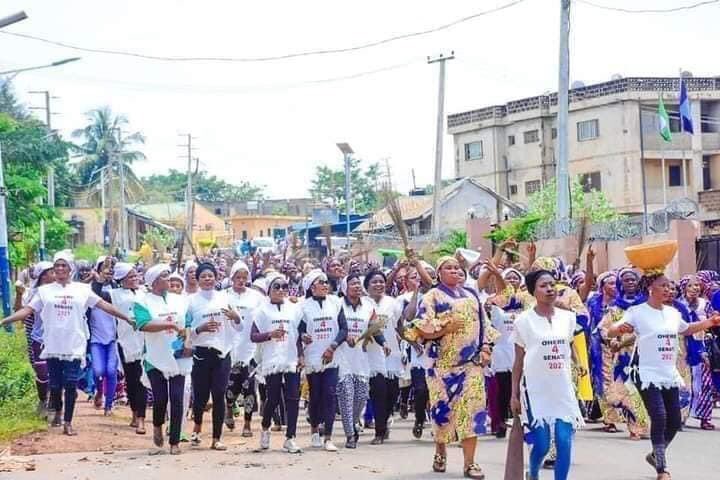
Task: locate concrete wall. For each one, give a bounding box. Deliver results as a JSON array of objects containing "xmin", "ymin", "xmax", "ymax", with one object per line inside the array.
[
  {"xmin": 517, "ymin": 220, "xmax": 699, "ymax": 279},
  {"xmin": 438, "ymin": 183, "xmax": 502, "ymax": 230},
  {"xmin": 61, "ymin": 208, "xmax": 105, "ymax": 245},
  {"xmin": 229, "ymin": 216, "xmax": 306, "ymax": 240}
]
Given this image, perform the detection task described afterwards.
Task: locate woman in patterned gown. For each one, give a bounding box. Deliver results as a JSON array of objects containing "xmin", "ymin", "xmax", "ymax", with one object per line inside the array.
[{"xmin": 415, "ymin": 256, "xmax": 498, "ymax": 479}]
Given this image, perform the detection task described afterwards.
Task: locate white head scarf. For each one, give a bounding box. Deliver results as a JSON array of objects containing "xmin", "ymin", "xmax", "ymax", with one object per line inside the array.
[
  {"xmin": 265, "ymin": 272, "xmax": 287, "ymax": 295},
  {"xmin": 502, "ymin": 268, "xmax": 526, "ymax": 286},
  {"xmin": 229, "ymin": 260, "xmax": 250, "ymax": 280},
  {"xmin": 53, "ymin": 250, "xmax": 74, "ymax": 266},
  {"xmin": 32, "ymin": 261, "xmax": 54, "ymax": 288},
  {"xmin": 145, "ymin": 264, "xmax": 170, "ymax": 288},
  {"xmin": 113, "ymin": 262, "xmax": 134, "ymax": 281},
  {"xmin": 302, "ymin": 269, "xmax": 327, "ymax": 294}
]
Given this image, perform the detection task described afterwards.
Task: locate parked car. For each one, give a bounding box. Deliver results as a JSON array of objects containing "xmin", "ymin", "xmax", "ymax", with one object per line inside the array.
[{"xmin": 251, "ymin": 236, "xmax": 276, "ymax": 255}]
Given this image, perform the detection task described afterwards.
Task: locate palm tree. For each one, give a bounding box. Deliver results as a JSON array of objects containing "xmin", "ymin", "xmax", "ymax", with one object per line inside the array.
[{"xmin": 72, "ymin": 106, "xmax": 146, "ymax": 185}]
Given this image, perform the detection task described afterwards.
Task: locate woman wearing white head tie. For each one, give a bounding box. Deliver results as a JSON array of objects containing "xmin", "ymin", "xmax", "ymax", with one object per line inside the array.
[
  {"xmin": 300, "ymin": 269, "xmax": 347, "ymax": 452},
  {"xmin": 133, "ymin": 264, "xmax": 191, "ymax": 454},
  {"xmin": 225, "ymin": 260, "xmax": 264, "ymax": 437},
  {"xmin": 1, "ymin": 251, "xmax": 131, "ymax": 436},
  {"xmin": 251, "ymin": 273, "xmax": 305, "ymax": 454},
  {"xmin": 184, "ymin": 261, "xmax": 199, "ymax": 294},
  {"xmin": 335, "ymin": 273, "xmax": 387, "ymax": 449},
  {"xmin": 110, "ymin": 263, "xmax": 148, "ymax": 434},
  {"xmin": 187, "ymin": 262, "xmax": 243, "ymax": 451}
]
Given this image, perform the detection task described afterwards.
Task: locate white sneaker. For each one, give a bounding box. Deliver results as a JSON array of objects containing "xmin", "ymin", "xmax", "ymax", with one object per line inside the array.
[
  {"xmin": 260, "ymin": 430, "xmax": 270, "ymax": 450},
  {"xmin": 324, "ymin": 439, "xmax": 338, "ymax": 452},
  {"xmin": 283, "ymin": 438, "xmax": 302, "ymax": 454},
  {"xmin": 311, "ymin": 432, "xmax": 322, "ymax": 448}
]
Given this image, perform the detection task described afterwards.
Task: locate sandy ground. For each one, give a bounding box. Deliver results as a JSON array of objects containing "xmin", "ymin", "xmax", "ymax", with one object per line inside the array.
[{"xmin": 2, "ymin": 400, "xmax": 720, "ymax": 479}]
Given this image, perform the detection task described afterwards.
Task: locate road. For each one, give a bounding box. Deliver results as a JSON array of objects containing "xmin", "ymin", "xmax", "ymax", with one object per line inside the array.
[{"xmin": 3, "ymin": 410, "xmax": 718, "ymax": 480}]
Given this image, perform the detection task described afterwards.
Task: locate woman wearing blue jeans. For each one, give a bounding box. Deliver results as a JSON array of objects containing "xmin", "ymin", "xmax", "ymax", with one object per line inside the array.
[
  {"xmin": 510, "ymin": 270, "xmax": 586, "ymax": 480},
  {"xmin": 89, "ymin": 257, "xmax": 120, "ymax": 415}
]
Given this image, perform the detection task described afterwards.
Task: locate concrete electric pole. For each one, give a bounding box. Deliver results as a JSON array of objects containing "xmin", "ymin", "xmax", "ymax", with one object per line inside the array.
[
  {"xmin": 29, "ymin": 90, "xmax": 57, "ymax": 260},
  {"xmin": 428, "ymin": 52, "xmax": 454, "ymax": 241},
  {"xmin": 556, "ymin": 0, "xmax": 571, "ymax": 235}
]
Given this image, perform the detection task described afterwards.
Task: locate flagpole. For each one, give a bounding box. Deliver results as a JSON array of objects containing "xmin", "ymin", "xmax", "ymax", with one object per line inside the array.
[
  {"xmin": 660, "ymin": 92, "xmax": 668, "ymax": 208},
  {"xmin": 679, "ymin": 69, "xmax": 688, "ymax": 198}
]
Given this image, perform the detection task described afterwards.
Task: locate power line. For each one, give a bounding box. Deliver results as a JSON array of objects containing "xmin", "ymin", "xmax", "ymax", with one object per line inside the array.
[
  {"xmin": 577, "ymin": 0, "xmax": 719, "ymax": 14},
  {"xmin": 0, "ymin": 0, "xmax": 528, "ymax": 63}
]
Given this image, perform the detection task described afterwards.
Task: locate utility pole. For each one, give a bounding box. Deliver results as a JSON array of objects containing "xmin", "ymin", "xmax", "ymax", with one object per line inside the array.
[
  {"xmin": 555, "ymin": 0, "xmax": 571, "ymax": 235},
  {"xmin": 99, "ymin": 167, "xmax": 107, "ymax": 246},
  {"xmin": 179, "ymin": 134, "xmax": 196, "ymax": 245},
  {"xmin": 428, "ymin": 51, "xmax": 454, "ymax": 241},
  {"xmin": 113, "ymin": 128, "xmax": 128, "ymax": 253},
  {"xmin": 29, "ymin": 90, "xmax": 58, "ymax": 260}
]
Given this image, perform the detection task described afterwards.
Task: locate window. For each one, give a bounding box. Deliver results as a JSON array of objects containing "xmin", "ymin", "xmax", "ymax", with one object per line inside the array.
[
  {"xmin": 242, "ymin": 230, "xmax": 247, "ymax": 240},
  {"xmin": 214, "ymin": 208, "xmax": 222, "ymax": 216},
  {"xmin": 464, "ymin": 141, "xmax": 483, "ymax": 161},
  {"xmin": 525, "ymin": 180, "xmax": 541, "ymax": 195},
  {"xmin": 267, "ymin": 229, "xmax": 271, "ymax": 237},
  {"xmin": 577, "ymin": 119, "xmax": 599, "ymax": 141},
  {"xmin": 578, "ymin": 171, "xmax": 601, "ymax": 192},
  {"xmin": 508, "ymin": 135, "xmax": 516, "ymax": 146},
  {"xmin": 668, "ymin": 165, "xmax": 683, "ymax": 187},
  {"xmin": 509, "ymin": 184, "xmax": 518, "ymax": 195},
  {"xmin": 551, "ymin": 128, "xmax": 557, "ymax": 139},
  {"xmin": 523, "ymin": 130, "xmax": 539, "ymax": 144}
]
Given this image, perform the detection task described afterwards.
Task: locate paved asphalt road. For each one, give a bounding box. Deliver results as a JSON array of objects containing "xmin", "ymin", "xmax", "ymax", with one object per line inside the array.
[{"xmin": 4, "ymin": 411, "xmax": 719, "ymax": 480}]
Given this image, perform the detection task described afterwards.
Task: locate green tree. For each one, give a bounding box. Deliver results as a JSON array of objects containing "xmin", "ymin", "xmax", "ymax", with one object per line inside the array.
[
  {"xmin": 0, "ymin": 92, "xmax": 70, "ymax": 267},
  {"xmin": 72, "ymin": 106, "xmax": 146, "ymax": 187},
  {"xmin": 527, "ymin": 177, "xmax": 618, "ymax": 223},
  {"xmin": 310, "ymin": 159, "xmax": 380, "ymax": 213},
  {"xmin": 141, "ymin": 169, "xmax": 265, "ymax": 203}
]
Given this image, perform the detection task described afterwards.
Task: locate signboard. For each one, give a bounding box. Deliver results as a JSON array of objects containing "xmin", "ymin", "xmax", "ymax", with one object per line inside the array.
[{"xmin": 312, "ymin": 207, "xmax": 339, "ymax": 226}]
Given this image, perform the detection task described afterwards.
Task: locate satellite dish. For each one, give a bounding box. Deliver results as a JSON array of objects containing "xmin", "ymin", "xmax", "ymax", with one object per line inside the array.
[
  {"xmin": 681, "ymin": 70, "xmax": 693, "ymax": 78},
  {"xmin": 571, "ymin": 80, "xmax": 585, "ymax": 89},
  {"xmin": 611, "ymin": 73, "xmax": 623, "ymax": 80}
]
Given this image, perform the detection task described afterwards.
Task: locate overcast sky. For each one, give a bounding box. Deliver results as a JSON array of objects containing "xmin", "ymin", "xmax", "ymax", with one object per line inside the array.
[{"xmin": 2, "ymin": 0, "xmax": 717, "ymax": 199}]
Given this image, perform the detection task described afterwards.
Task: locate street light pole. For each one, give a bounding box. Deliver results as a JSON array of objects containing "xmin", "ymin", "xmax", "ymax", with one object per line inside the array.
[
  {"xmin": 555, "ymin": 0, "xmax": 571, "ymax": 235},
  {"xmin": 0, "ymin": 142, "xmax": 11, "ymax": 317},
  {"xmin": 336, "ymin": 143, "xmax": 354, "ymax": 246}
]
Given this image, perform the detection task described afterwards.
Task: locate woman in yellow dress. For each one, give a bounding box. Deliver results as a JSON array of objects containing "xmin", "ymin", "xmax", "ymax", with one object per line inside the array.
[{"xmin": 414, "ymin": 256, "xmax": 498, "ymax": 479}]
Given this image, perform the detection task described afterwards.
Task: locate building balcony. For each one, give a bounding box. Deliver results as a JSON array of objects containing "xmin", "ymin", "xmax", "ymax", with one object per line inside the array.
[
  {"xmin": 702, "ymin": 133, "xmax": 720, "ymax": 152},
  {"xmin": 642, "ymin": 133, "xmax": 691, "ymax": 153}
]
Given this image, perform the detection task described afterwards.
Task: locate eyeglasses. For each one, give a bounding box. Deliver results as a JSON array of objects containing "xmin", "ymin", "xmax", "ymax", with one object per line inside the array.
[
  {"xmin": 272, "ymin": 283, "xmax": 290, "ymax": 291},
  {"xmin": 314, "ymin": 279, "xmax": 329, "ymax": 285}
]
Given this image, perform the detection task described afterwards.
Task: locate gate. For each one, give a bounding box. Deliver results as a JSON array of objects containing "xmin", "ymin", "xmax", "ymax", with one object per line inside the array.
[{"xmin": 696, "ymin": 235, "xmax": 720, "ymax": 271}]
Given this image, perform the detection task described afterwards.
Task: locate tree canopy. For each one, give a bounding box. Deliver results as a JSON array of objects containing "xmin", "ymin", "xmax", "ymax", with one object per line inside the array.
[
  {"xmin": 141, "ymin": 169, "xmax": 265, "ymax": 203},
  {"xmin": 310, "ymin": 159, "xmax": 381, "ymax": 213},
  {"xmin": 0, "ymin": 84, "xmax": 70, "ymax": 267}
]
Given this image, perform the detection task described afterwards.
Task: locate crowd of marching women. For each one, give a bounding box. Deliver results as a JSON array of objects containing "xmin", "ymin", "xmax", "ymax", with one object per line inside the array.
[{"xmin": 3, "ymin": 238, "xmax": 720, "ymax": 480}]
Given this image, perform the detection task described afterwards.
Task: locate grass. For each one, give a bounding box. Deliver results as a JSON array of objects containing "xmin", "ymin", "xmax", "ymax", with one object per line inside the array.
[{"xmin": 0, "ymin": 329, "xmax": 47, "ymax": 443}]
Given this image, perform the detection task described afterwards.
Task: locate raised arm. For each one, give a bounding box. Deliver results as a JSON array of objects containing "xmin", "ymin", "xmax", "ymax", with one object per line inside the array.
[
  {"xmin": 578, "ymin": 246, "xmax": 595, "ymax": 302},
  {"xmin": 0, "ymin": 306, "xmax": 34, "ymax": 327}
]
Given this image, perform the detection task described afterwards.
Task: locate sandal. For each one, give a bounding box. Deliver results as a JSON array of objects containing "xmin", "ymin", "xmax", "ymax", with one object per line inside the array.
[
  {"xmin": 432, "ymin": 453, "xmax": 447, "ymax": 473},
  {"xmin": 464, "ymin": 463, "xmax": 485, "ymax": 479},
  {"xmin": 657, "ymin": 472, "xmax": 671, "ymax": 480},
  {"xmin": 602, "ymin": 423, "xmax": 619, "ymax": 433},
  {"xmin": 701, "ymin": 421, "xmax": 715, "ymax": 430}
]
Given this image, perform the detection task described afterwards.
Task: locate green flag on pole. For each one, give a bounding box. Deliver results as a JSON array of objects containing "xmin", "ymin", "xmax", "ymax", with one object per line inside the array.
[{"xmin": 657, "ymin": 96, "xmax": 672, "ymax": 142}]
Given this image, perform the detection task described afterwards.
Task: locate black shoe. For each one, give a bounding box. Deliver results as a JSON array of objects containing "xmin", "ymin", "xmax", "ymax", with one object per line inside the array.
[
  {"xmin": 370, "ymin": 436, "xmax": 384, "ymax": 445},
  {"xmin": 543, "ymin": 459, "xmax": 556, "ymax": 469},
  {"xmin": 399, "ymin": 404, "xmax": 408, "ymax": 420},
  {"xmin": 345, "ymin": 436, "xmax": 357, "ymax": 449},
  {"xmin": 51, "ymin": 413, "xmax": 62, "ymax": 427},
  {"xmin": 353, "ymin": 426, "xmax": 360, "ymax": 443},
  {"xmin": 412, "ymin": 423, "xmax": 423, "ymax": 439},
  {"xmin": 383, "ymin": 430, "xmax": 389, "ymax": 441},
  {"xmin": 495, "ymin": 428, "xmax": 507, "ymax": 439},
  {"xmin": 645, "ymin": 452, "xmax": 656, "ymax": 469}
]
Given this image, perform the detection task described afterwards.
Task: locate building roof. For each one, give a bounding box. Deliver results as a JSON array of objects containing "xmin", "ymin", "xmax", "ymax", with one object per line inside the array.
[
  {"xmin": 128, "ymin": 202, "xmax": 187, "ymax": 222},
  {"xmin": 448, "ymin": 76, "xmax": 720, "ymax": 129},
  {"xmin": 357, "ymin": 178, "xmax": 523, "ymax": 232}
]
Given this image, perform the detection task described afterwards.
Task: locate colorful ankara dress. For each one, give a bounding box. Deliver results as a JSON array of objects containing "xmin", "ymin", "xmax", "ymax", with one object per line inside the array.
[
  {"xmin": 418, "ymin": 284, "xmax": 498, "ymax": 444},
  {"xmin": 597, "ymin": 306, "xmax": 649, "ymax": 435}
]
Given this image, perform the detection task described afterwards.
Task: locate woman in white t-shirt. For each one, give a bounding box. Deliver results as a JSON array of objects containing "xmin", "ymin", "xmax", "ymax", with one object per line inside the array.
[
  {"xmin": 608, "ymin": 272, "xmax": 720, "ymax": 480},
  {"xmin": 251, "ymin": 274, "xmax": 304, "ymax": 454},
  {"xmin": 364, "ymin": 270, "xmax": 401, "ymax": 445},
  {"xmin": 187, "ymin": 262, "xmax": 242, "ymax": 451},
  {"xmin": 1, "ymin": 251, "xmax": 131, "ymax": 436},
  {"xmin": 510, "ymin": 269, "xmax": 585, "ymax": 480}
]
